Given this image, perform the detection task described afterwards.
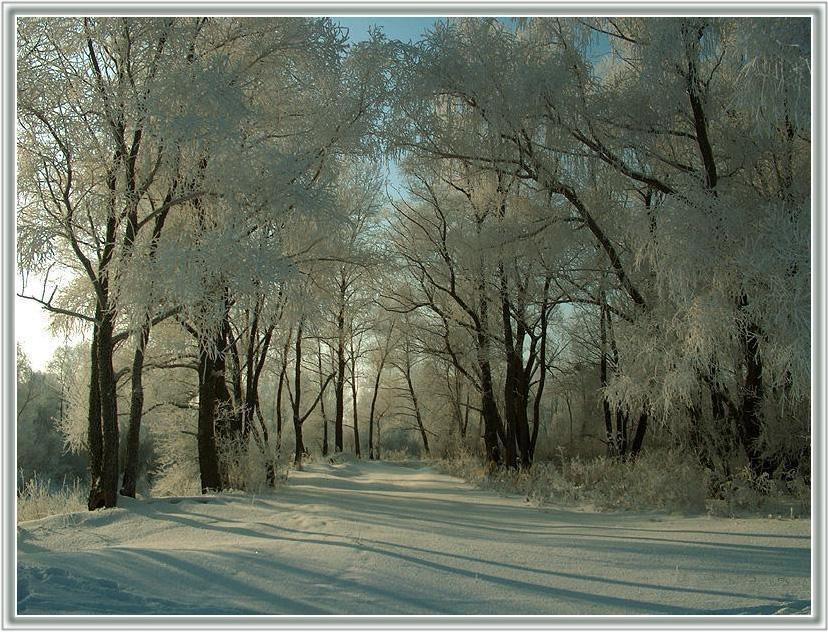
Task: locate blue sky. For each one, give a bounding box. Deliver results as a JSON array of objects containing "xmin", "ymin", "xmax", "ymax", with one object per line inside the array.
[
  {"xmin": 334, "ymin": 16, "xmax": 611, "ymax": 57},
  {"xmin": 333, "ymin": 17, "xmax": 441, "ymax": 43}
]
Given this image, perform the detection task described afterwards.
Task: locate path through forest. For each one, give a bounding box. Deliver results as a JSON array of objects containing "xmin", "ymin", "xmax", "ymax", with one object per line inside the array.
[{"xmin": 17, "ymin": 461, "xmax": 811, "ymax": 616}]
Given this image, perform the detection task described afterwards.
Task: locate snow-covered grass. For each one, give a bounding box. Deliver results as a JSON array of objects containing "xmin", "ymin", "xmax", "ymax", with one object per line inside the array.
[
  {"xmin": 707, "ymin": 465, "xmax": 811, "ymax": 518},
  {"xmin": 438, "ymin": 449, "xmax": 810, "ymax": 517},
  {"xmin": 16, "ymin": 475, "xmax": 86, "ymax": 522},
  {"xmin": 17, "ymin": 461, "xmax": 810, "ymax": 616}
]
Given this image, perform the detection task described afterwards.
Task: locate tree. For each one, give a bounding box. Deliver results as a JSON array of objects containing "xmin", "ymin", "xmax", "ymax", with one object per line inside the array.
[{"xmin": 18, "ymin": 17, "xmax": 389, "ymax": 506}]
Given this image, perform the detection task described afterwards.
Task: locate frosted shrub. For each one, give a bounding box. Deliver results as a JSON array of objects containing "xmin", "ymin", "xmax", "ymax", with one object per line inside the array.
[
  {"xmin": 17, "ymin": 474, "xmax": 86, "ymax": 522},
  {"xmin": 151, "ymin": 458, "xmax": 202, "ymax": 497},
  {"xmin": 438, "ymin": 448, "xmax": 486, "ymax": 481},
  {"xmin": 150, "ymin": 423, "xmax": 202, "ymax": 497},
  {"xmin": 219, "ymin": 436, "xmax": 265, "ymax": 491},
  {"xmin": 324, "ymin": 451, "xmax": 359, "ymax": 465},
  {"xmin": 587, "ymin": 452, "xmax": 709, "ymax": 513},
  {"xmin": 709, "ymin": 465, "xmax": 810, "ymax": 517},
  {"xmin": 162, "ymin": 438, "xmax": 283, "ymax": 496},
  {"xmin": 439, "ymin": 450, "xmax": 709, "ymax": 514},
  {"xmin": 381, "ymin": 448, "xmax": 418, "ymax": 462}
]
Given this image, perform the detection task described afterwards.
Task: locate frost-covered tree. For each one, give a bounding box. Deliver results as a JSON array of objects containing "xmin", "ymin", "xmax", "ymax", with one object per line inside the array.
[
  {"xmin": 383, "ymin": 16, "xmax": 809, "ymax": 477},
  {"xmin": 18, "ymin": 17, "xmax": 389, "ymax": 506}
]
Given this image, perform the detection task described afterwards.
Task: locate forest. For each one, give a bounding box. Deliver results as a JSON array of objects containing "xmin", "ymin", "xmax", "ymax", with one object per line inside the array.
[{"xmin": 15, "ymin": 16, "xmax": 810, "ymax": 528}]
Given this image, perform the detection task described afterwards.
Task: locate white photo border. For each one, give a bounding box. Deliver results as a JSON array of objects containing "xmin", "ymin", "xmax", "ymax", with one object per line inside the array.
[{"xmin": 2, "ymin": 1, "xmax": 825, "ymax": 629}]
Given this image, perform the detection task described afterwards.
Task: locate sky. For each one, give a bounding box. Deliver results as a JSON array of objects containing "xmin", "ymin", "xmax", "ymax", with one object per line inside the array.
[
  {"xmin": 16, "ymin": 280, "xmax": 58, "ymax": 371},
  {"xmin": 333, "ymin": 17, "xmax": 441, "ymax": 43}
]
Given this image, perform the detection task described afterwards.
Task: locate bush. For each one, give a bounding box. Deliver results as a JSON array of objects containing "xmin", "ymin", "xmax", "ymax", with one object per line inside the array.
[
  {"xmin": 17, "ymin": 474, "xmax": 87, "ymax": 522},
  {"xmin": 152, "ymin": 431, "xmax": 288, "ymax": 497},
  {"xmin": 438, "ymin": 449, "xmax": 710, "ymax": 514},
  {"xmin": 708, "ymin": 465, "xmax": 811, "ymax": 517},
  {"xmin": 380, "ymin": 448, "xmax": 419, "ymax": 462},
  {"xmin": 219, "ymin": 435, "xmax": 269, "ymax": 492}
]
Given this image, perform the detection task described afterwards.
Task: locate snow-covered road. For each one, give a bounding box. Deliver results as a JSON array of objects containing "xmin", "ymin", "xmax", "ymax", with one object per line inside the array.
[{"xmin": 17, "ymin": 460, "xmax": 811, "ymax": 615}]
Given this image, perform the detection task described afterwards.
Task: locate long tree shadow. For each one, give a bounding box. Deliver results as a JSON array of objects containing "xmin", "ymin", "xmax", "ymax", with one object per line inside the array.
[
  {"xmin": 135, "ymin": 507, "xmax": 803, "ymax": 614},
  {"xmin": 247, "ymin": 486, "xmax": 811, "ymax": 570}
]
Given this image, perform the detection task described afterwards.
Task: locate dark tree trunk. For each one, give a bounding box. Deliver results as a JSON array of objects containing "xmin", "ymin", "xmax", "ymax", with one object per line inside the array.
[
  {"xmin": 317, "ymin": 339, "xmax": 329, "ymax": 457},
  {"xmin": 350, "ymin": 354, "xmax": 361, "ymax": 458},
  {"xmin": 448, "ymin": 366, "xmax": 465, "ymax": 441},
  {"xmin": 463, "ymin": 392, "xmax": 471, "ymax": 438},
  {"xmin": 530, "ymin": 282, "xmax": 550, "ymax": 460},
  {"xmin": 196, "ymin": 338, "xmax": 223, "ymax": 493},
  {"xmin": 605, "ymin": 306, "xmax": 629, "ymax": 457},
  {"xmin": 120, "ymin": 322, "xmax": 151, "ymax": 498},
  {"xmin": 87, "ymin": 133, "xmax": 121, "ymax": 512},
  {"xmin": 221, "ymin": 319, "xmax": 242, "ymax": 443},
  {"xmin": 599, "ymin": 299, "xmax": 615, "ymax": 456},
  {"xmin": 88, "ymin": 309, "xmax": 119, "ymax": 510},
  {"xmin": 334, "ymin": 276, "xmax": 346, "ymax": 452},
  {"xmin": 617, "ymin": 409, "xmax": 629, "ymax": 456},
  {"xmin": 629, "ymin": 412, "xmax": 648, "ymax": 458},
  {"xmin": 478, "ymin": 358, "xmax": 502, "ymax": 468},
  {"xmin": 403, "ymin": 362, "xmax": 429, "ymax": 455},
  {"xmin": 334, "ymin": 323, "xmax": 345, "ymax": 453},
  {"xmin": 293, "ymin": 321, "xmax": 305, "ymax": 467},
  {"xmin": 376, "ymin": 417, "xmax": 382, "ymax": 460},
  {"xmin": 368, "ymin": 356, "xmax": 386, "ymax": 460},
  {"xmin": 228, "ymin": 335, "xmax": 243, "ymax": 435},
  {"xmin": 213, "ymin": 321, "xmax": 236, "ymax": 488},
  {"xmin": 253, "ymin": 396, "xmax": 276, "ymax": 487},
  {"xmin": 119, "ymin": 198, "xmax": 172, "ymax": 498},
  {"xmin": 476, "ymin": 291, "xmax": 503, "ymax": 468},
  {"xmin": 293, "ymin": 414, "xmax": 304, "ymax": 467},
  {"xmin": 276, "ymin": 330, "xmax": 291, "ymax": 450},
  {"xmin": 245, "ymin": 316, "xmax": 274, "ymax": 485},
  {"xmin": 499, "ymin": 266, "xmax": 519, "ymax": 469},
  {"xmin": 86, "ymin": 319, "xmax": 104, "ymax": 510}
]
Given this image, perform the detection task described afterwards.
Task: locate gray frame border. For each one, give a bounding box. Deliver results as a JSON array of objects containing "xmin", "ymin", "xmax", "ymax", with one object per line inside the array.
[{"xmin": 2, "ymin": 1, "xmax": 825, "ymax": 629}]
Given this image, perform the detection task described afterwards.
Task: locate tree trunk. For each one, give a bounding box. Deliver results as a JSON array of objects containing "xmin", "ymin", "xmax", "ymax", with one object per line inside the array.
[
  {"xmin": 368, "ymin": 356, "xmax": 386, "ymax": 460},
  {"xmin": 196, "ymin": 339, "xmax": 223, "ymax": 493},
  {"xmin": 478, "ymin": 358, "xmax": 502, "ymax": 468},
  {"xmin": 334, "ymin": 306, "xmax": 345, "ymax": 452},
  {"xmin": 88, "ymin": 309, "xmax": 119, "ymax": 510},
  {"xmin": 350, "ymin": 354, "xmax": 361, "ymax": 458},
  {"xmin": 403, "ymin": 363, "xmax": 429, "ymax": 455},
  {"xmin": 293, "ymin": 321, "xmax": 304, "ymax": 467},
  {"xmin": 530, "ymin": 286, "xmax": 550, "ymax": 460},
  {"xmin": 293, "ymin": 414, "xmax": 304, "ymax": 467},
  {"xmin": 276, "ymin": 330, "xmax": 291, "ymax": 450},
  {"xmin": 376, "ymin": 417, "xmax": 382, "ymax": 460},
  {"xmin": 513, "ymin": 370, "xmax": 532, "ymax": 469},
  {"xmin": 86, "ymin": 319, "xmax": 104, "ymax": 510},
  {"xmin": 476, "ymin": 294, "xmax": 502, "ymax": 468},
  {"xmin": 214, "ymin": 318, "xmax": 238, "ymax": 449},
  {"xmin": 120, "ymin": 322, "xmax": 151, "ymax": 497},
  {"xmin": 499, "ymin": 266, "xmax": 519, "ymax": 469},
  {"xmin": 449, "ymin": 366, "xmax": 465, "ymax": 441},
  {"xmin": 629, "ymin": 412, "xmax": 648, "ymax": 459},
  {"xmin": 317, "ymin": 339, "xmax": 329, "ymax": 457},
  {"xmin": 599, "ymin": 299, "xmax": 615, "ymax": 456}
]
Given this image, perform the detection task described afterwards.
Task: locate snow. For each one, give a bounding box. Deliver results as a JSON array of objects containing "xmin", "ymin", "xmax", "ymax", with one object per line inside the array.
[{"xmin": 17, "ymin": 461, "xmax": 810, "ymax": 616}]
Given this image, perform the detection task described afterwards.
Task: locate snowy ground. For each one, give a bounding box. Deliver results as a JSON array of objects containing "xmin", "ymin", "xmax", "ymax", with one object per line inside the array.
[{"xmin": 17, "ymin": 461, "xmax": 810, "ymax": 616}]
